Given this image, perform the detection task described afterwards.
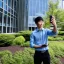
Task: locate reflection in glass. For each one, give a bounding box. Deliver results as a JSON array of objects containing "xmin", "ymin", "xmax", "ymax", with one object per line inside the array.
[
  {"xmin": 3, "ymin": 0, "xmax": 7, "ymax": 4},
  {"xmin": 8, "ymin": 7, "xmax": 10, "ymax": 12},
  {"xmin": 0, "ymin": 8, "xmax": 3, "ymax": 12},
  {"xmin": 4, "ymin": 4, "xmax": 7, "ymax": 11},
  {"xmin": 8, "ymin": 0, "xmax": 11, "ymax": 7},
  {"xmin": 0, "ymin": 1, "xmax": 2, "ymax": 8},
  {"xmin": 4, "ymin": 10, "xmax": 7, "ymax": 14}
]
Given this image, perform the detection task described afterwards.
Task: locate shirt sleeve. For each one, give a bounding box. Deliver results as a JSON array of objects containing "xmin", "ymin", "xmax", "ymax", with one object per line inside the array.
[
  {"xmin": 47, "ymin": 29, "xmax": 57, "ymax": 36},
  {"xmin": 30, "ymin": 33, "xmax": 35, "ymax": 48}
]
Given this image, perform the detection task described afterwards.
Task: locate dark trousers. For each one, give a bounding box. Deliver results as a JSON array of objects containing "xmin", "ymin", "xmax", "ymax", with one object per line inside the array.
[{"xmin": 34, "ymin": 50, "xmax": 50, "ymax": 64}]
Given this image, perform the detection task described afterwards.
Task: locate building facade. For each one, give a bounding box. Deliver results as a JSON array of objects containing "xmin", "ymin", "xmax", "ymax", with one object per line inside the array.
[
  {"xmin": 28, "ymin": 0, "xmax": 48, "ymax": 30},
  {"xmin": 0, "ymin": 0, "xmax": 18, "ymax": 33},
  {"xmin": 0, "ymin": 0, "xmax": 52, "ymax": 33}
]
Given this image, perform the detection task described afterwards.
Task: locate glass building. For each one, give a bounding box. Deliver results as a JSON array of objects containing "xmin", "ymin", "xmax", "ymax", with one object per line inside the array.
[
  {"xmin": 28, "ymin": 0, "xmax": 48, "ymax": 30},
  {"xmin": 0, "ymin": 0, "xmax": 18, "ymax": 33},
  {"xmin": 0, "ymin": 0, "xmax": 49, "ymax": 33}
]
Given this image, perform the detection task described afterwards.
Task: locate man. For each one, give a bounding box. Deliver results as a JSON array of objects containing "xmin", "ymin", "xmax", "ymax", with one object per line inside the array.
[{"xmin": 30, "ymin": 16, "xmax": 57, "ymax": 64}]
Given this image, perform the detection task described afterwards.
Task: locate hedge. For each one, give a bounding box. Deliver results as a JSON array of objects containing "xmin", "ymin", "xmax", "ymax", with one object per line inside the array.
[{"xmin": 0, "ymin": 34, "xmax": 15, "ymax": 46}]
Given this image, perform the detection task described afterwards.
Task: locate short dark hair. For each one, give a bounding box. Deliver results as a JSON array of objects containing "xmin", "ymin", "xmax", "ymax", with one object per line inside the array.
[{"xmin": 34, "ymin": 16, "xmax": 44, "ymax": 24}]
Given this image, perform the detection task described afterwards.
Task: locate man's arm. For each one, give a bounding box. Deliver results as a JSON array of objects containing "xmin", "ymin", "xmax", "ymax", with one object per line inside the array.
[{"xmin": 51, "ymin": 16, "xmax": 57, "ymax": 33}]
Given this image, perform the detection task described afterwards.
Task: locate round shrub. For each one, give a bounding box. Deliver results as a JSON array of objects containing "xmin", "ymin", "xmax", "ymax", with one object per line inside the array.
[
  {"xmin": 15, "ymin": 31, "xmax": 32, "ymax": 41},
  {"xmin": 13, "ymin": 36, "xmax": 25, "ymax": 45},
  {"xmin": 0, "ymin": 34, "xmax": 15, "ymax": 46},
  {"xmin": 0, "ymin": 50, "xmax": 15, "ymax": 64}
]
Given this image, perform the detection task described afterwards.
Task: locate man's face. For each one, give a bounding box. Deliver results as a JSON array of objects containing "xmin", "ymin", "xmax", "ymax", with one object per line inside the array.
[{"xmin": 36, "ymin": 20, "xmax": 44, "ymax": 28}]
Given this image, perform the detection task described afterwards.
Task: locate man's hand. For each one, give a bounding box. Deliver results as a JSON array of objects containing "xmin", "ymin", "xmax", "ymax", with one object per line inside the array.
[
  {"xmin": 33, "ymin": 44, "xmax": 48, "ymax": 48},
  {"xmin": 51, "ymin": 16, "xmax": 56, "ymax": 26},
  {"xmin": 51, "ymin": 16, "xmax": 57, "ymax": 33}
]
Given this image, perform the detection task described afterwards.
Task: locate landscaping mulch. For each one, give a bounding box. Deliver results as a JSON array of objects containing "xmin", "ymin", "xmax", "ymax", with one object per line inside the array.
[{"xmin": 0, "ymin": 46, "xmax": 25, "ymax": 53}]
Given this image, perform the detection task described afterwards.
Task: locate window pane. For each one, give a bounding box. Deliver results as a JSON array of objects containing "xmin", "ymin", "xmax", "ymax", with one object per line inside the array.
[
  {"xmin": 3, "ymin": 0, "xmax": 7, "ymax": 4},
  {"xmin": 4, "ymin": 10, "xmax": 7, "ymax": 14},
  {"xmin": 3, "ymin": 27, "xmax": 6, "ymax": 33},
  {"xmin": 7, "ymin": 27, "xmax": 10, "ymax": 33},
  {"xmin": 14, "ymin": 0, "xmax": 16, "ymax": 10},
  {"xmin": 0, "ymin": 26, "xmax": 2, "ymax": 33},
  {"xmin": 0, "ymin": 1, "xmax": 3, "ymax": 8},
  {"xmin": 4, "ymin": 4, "xmax": 7, "ymax": 10},
  {"xmin": 11, "ymin": 18, "xmax": 13, "ymax": 27},
  {"xmin": 11, "ymin": 0, "xmax": 13, "ymax": 9},
  {"xmin": 4, "ymin": 14, "xmax": 7, "ymax": 26},
  {"xmin": 8, "ymin": 0, "xmax": 11, "ymax": 7},
  {"xmin": 0, "ymin": 12, "xmax": 2, "ymax": 26},
  {"xmin": 8, "ymin": 7, "xmax": 10, "ymax": 12},
  {"xmin": 8, "ymin": 17, "xmax": 10, "ymax": 26}
]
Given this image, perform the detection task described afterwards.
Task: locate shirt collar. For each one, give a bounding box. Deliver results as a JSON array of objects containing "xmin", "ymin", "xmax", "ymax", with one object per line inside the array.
[{"xmin": 36, "ymin": 28, "xmax": 44, "ymax": 31}]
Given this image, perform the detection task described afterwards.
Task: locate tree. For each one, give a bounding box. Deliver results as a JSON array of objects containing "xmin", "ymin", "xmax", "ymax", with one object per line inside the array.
[{"xmin": 44, "ymin": 0, "xmax": 64, "ymax": 30}]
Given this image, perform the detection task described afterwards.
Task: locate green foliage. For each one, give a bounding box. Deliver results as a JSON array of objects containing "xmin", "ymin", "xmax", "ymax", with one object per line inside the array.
[
  {"xmin": 48, "ymin": 36, "xmax": 63, "ymax": 41},
  {"xmin": 0, "ymin": 48, "xmax": 34, "ymax": 64},
  {"xmin": 58, "ymin": 31, "xmax": 64, "ymax": 35},
  {"xmin": 0, "ymin": 34, "xmax": 15, "ymax": 46},
  {"xmin": 13, "ymin": 36, "xmax": 25, "ymax": 45},
  {"xmin": 0, "ymin": 50, "xmax": 15, "ymax": 64},
  {"xmin": 0, "ymin": 42, "xmax": 64, "ymax": 64},
  {"xmin": 15, "ymin": 31, "xmax": 32, "ymax": 41},
  {"xmin": 21, "ymin": 41, "xmax": 30, "ymax": 47},
  {"xmin": 44, "ymin": 0, "xmax": 64, "ymax": 30}
]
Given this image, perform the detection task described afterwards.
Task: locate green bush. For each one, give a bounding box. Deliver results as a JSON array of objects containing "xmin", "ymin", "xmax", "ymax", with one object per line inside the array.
[
  {"xmin": 13, "ymin": 36, "xmax": 25, "ymax": 45},
  {"xmin": 21, "ymin": 41, "xmax": 30, "ymax": 47},
  {"xmin": 58, "ymin": 31, "xmax": 64, "ymax": 35},
  {"xmin": 0, "ymin": 50, "xmax": 15, "ymax": 64},
  {"xmin": 14, "ymin": 48, "xmax": 34, "ymax": 64},
  {"xmin": 0, "ymin": 48, "xmax": 34, "ymax": 64},
  {"xmin": 0, "ymin": 34, "xmax": 15, "ymax": 46},
  {"xmin": 15, "ymin": 31, "xmax": 32, "ymax": 41},
  {"xmin": 48, "ymin": 36, "xmax": 63, "ymax": 41}
]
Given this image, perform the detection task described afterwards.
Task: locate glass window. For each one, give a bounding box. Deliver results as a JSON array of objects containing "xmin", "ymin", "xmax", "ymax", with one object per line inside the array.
[
  {"xmin": 7, "ymin": 27, "xmax": 10, "ymax": 33},
  {"xmin": 4, "ymin": 4, "xmax": 7, "ymax": 11},
  {"xmin": 11, "ymin": 18, "xmax": 13, "ymax": 27},
  {"xmin": 8, "ymin": 0, "xmax": 11, "ymax": 7},
  {"xmin": 0, "ymin": 12, "xmax": 2, "ymax": 26},
  {"xmin": 4, "ymin": 14, "xmax": 7, "ymax": 26},
  {"xmin": 0, "ymin": 26, "xmax": 2, "ymax": 33},
  {"xmin": 11, "ymin": 9, "xmax": 13, "ymax": 14},
  {"xmin": 11, "ymin": 0, "xmax": 13, "ymax": 9},
  {"xmin": 0, "ymin": 1, "xmax": 3, "ymax": 8},
  {"xmin": 3, "ymin": 0, "xmax": 7, "ymax": 4},
  {"xmin": 8, "ymin": 16, "xmax": 10, "ymax": 26},
  {"xmin": 13, "ymin": 28, "xmax": 15, "ymax": 32},
  {"xmin": 0, "ymin": 8, "xmax": 3, "ymax": 12},
  {"xmin": 8, "ymin": 7, "xmax": 10, "ymax": 12},
  {"xmin": 3, "ymin": 27, "xmax": 6, "ymax": 33},
  {"xmin": 8, "ymin": 13, "xmax": 10, "ymax": 16},
  {"xmin": 14, "ymin": 0, "xmax": 16, "ymax": 10},
  {"xmin": 4, "ymin": 10, "xmax": 7, "ymax": 14},
  {"xmin": 16, "ymin": 19, "xmax": 18, "ymax": 27}
]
